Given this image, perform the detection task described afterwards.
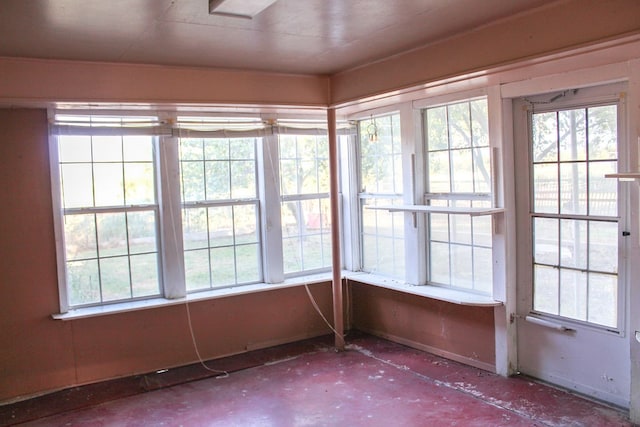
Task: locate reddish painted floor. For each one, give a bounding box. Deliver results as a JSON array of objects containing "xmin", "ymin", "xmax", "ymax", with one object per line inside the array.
[{"xmin": 2, "ymin": 333, "xmax": 632, "ymax": 426}]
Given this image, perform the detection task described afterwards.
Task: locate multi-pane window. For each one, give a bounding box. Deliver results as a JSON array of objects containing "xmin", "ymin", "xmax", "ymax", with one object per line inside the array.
[
  {"xmin": 179, "ymin": 135, "xmax": 261, "ymax": 291},
  {"xmin": 279, "ymin": 133, "xmax": 331, "ymax": 275},
  {"xmin": 51, "ymin": 113, "xmax": 340, "ymax": 312},
  {"xmin": 424, "ymin": 99, "xmax": 493, "ymax": 293},
  {"xmin": 358, "ymin": 114, "xmax": 404, "ymax": 278},
  {"xmin": 531, "ymin": 105, "xmax": 619, "ymax": 328},
  {"xmin": 55, "ymin": 116, "xmax": 161, "ymax": 307}
]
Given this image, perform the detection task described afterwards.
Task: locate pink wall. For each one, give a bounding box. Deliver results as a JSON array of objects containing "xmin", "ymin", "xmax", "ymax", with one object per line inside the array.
[
  {"xmin": 350, "ymin": 282, "xmax": 496, "ymax": 371},
  {"xmin": 0, "ymin": 58, "xmax": 329, "ymax": 107},
  {"xmin": 0, "ymin": 109, "xmax": 334, "ymax": 402},
  {"xmin": 330, "ymin": 0, "xmax": 640, "ymax": 105}
]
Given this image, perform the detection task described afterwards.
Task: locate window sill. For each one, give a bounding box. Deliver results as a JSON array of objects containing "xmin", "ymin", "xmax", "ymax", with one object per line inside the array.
[
  {"xmin": 366, "ymin": 204, "xmax": 504, "ymax": 217},
  {"xmin": 52, "ymin": 271, "xmax": 501, "ymax": 320},
  {"xmin": 343, "ymin": 272, "xmax": 502, "ymax": 307},
  {"xmin": 52, "ymin": 272, "xmax": 334, "ymax": 321}
]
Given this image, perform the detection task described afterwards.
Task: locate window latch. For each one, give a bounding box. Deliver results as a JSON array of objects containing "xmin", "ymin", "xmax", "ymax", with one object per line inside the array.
[{"xmin": 623, "ymin": 231, "xmax": 631, "ymax": 237}]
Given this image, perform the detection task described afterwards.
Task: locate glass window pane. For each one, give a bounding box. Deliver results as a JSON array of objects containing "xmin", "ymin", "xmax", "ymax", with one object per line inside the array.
[
  {"xmin": 236, "ymin": 244, "xmax": 260, "ymax": 283},
  {"xmin": 588, "ymin": 161, "xmax": 617, "ymax": 217},
  {"xmin": 209, "ymin": 206, "xmax": 233, "ymax": 247},
  {"xmin": 93, "ymin": 163, "xmax": 124, "ymax": 206},
  {"xmin": 449, "ymin": 214, "xmax": 472, "ymax": 245},
  {"xmin": 589, "ymin": 221, "xmax": 618, "ymax": 273},
  {"xmin": 560, "ymin": 219, "xmax": 587, "ymax": 270},
  {"xmin": 588, "ymin": 105, "xmax": 617, "ymax": 161},
  {"xmin": 230, "ymin": 138, "xmax": 255, "ymax": 160},
  {"xmin": 317, "ymin": 156, "xmax": 329, "ymax": 193},
  {"xmin": 426, "ymin": 106, "xmax": 448, "ymax": 151},
  {"xmin": 534, "ymin": 265, "xmax": 559, "ymax": 315},
  {"xmin": 180, "ymin": 139, "xmax": 203, "ymax": 161},
  {"xmin": 127, "ymin": 211, "xmax": 157, "ymax": 254},
  {"xmin": 559, "ymin": 269, "xmax": 587, "ymax": 321},
  {"xmin": 451, "ymin": 149, "xmax": 473, "ymax": 192},
  {"xmin": 359, "ymin": 114, "xmax": 402, "ymax": 195},
  {"xmin": 64, "ymin": 214, "xmax": 97, "ymax": 261},
  {"xmin": 230, "ymin": 160, "xmax": 256, "ymax": 198},
  {"xmin": 448, "ymin": 103, "xmax": 471, "ymax": 149},
  {"xmin": 532, "ymin": 112, "xmax": 558, "ymax": 162},
  {"xmin": 123, "ymin": 136, "xmax": 153, "ymax": 162},
  {"xmin": 588, "ymin": 273, "xmax": 617, "ymax": 328},
  {"xmin": 234, "ymin": 205, "xmax": 258, "ymax": 244},
  {"xmin": 61, "ymin": 164, "xmax": 94, "ymax": 208},
  {"xmin": 210, "ymin": 247, "xmax": 236, "ymax": 287},
  {"xmin": 429, "ymin": 241, "xmax": 450, "ymax": 285},
  {"xmin": 67, "ymin": 259, "xmax": 100, "ymax": 306},
  {"xmin": 182, "ymin": 208, "xmax": 208, "ymax": 250},
  {"xmin": 283, "ymin": 237, "xmax": 302, "ymax": 274},
  {"xmin": 280, "ymin": 159, "xmax": 298, "ymax": 195},
  {"xmin": 533, "ymin": 163, "xmax": 558, "ymax": 213},
  {"xmin": 204, "ymin": 139, "xmax": 229, "ymax": 160},
  {"xmin": 427, "ymin": 151, "xmax": 450, "ymax": 193},
  {"xmin": 559, "ymin": 162, "xmax": 587, "ymax": 215},
  {"xmin": 184, "ymin": 249, "xmax": 210, "ymax": 291},
  {"xmin": 96, "ymin": 213, "xmax": 128, "ymax": 257},
  {"xmin": 473, "ymin": 147, "xmax": 491, "ymax": 193},
  {"xmin": 100, "ymin": 256, "xmax": 131, "ymax": 302},
  {"xmin": 450, "ymin": 244, "xmax": 473, "ymax": 289},
  {"xmin": 534, "ymin": 217, "xmax": 558, "ymax": 265},
  {"xmin": 473, "ymin": 246, "xmax": 493, "ymax": 294},
  {"xmin": 472, "ymin": 216, "xmax": 492, "ymax": 247},
  {"xmin": 130, "ymin": 253, "xmax": 159, "ymax": 297},
  {"xmin": 279, "ymin": 136, "xmax": 297, "ymax": 159},
  {"xmin": 470, "ymin": 99, "xmax": 489, "ymax": 147},
  {"xmin": 300, "ymin": 160, "xmax": 318, "ymax": 194},
  {"xmin": 180, "ymin": 161, "xmax": 205, "ymax": 202},
  {"xmin": 375, "ymin": 236, "xmax": 396, "ymax": 276},
  {"xmin": 124, "ymin": 163, "xmax": 155, "ymax": 205},
  {"xmin": 559, "ymin": 109, "xmax": 587, "ymax": 161},
  {"xmin": 205, "ymin": 161, "xmax": 230, "ymax": 200},
  {"xmin": 92, "ymin": 136, "xmax": 122, "ymax": 162},
  {"xmin": 59, "ymin": 136, "xmax": 91, "ymax": 163},
  {"xmin": 428, "ymin": 213, "xmax": 448, "ymax": 242}
]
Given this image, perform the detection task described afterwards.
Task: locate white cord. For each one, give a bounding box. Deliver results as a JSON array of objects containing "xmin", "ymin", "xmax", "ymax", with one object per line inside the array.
[
  {"xmin": 304, "ymin": 284, "xmax": 345, "ymax": 341},
  {"xmin": 184, "ymin": 300, "xmax": 229, "ymax": 378},
  {"xmin": 162, "ymin": 136, "xmax": 228, "ymax": 378}
]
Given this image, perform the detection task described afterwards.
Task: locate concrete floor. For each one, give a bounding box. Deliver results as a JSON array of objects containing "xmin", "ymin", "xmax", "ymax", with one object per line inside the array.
[{"xmin": 1, "ymin": 333, "xmax": 632, "ymax": 426}]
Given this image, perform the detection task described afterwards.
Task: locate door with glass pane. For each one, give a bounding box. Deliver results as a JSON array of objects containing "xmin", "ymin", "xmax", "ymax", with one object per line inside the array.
[{"xmin": 515, "ymin": 85, "xmax": 630, "ymax": 408}]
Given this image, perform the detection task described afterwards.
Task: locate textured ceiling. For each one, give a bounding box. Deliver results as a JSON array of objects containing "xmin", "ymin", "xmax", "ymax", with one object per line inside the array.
[{"xmin": 0, "ymin": 0, "xmax": 559, "ymax": 75}]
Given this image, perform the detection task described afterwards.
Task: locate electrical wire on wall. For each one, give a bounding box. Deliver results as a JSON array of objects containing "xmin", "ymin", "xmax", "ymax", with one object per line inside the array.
[
  {"xmin": 161, "ymin": 136, "xmax": 229, "ymax": 379},
  {"xmin": 168, "ymin": 117, "xmax": 349, "ymax": 375}
]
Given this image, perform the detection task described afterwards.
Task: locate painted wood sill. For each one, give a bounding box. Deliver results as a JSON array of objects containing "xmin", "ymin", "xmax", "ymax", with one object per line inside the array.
[
  {"xmin": 344, "ymin": 272, "xmax": 502, "ymax": 307},
  {"xmin": 52, "ymin": 272, "xmax": 334, "ymax": 321}
]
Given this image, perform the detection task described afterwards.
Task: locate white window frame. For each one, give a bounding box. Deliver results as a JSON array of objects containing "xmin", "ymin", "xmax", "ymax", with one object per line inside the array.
[
  {"xmin": 344, "ymin": 90, "xmax": 506, "ymax": 300},
  {"xmin": 49, "ymin": 111, "xmax": 344, "ymax": 316},
  {"xmin": 277, "ymin": 131, "xmax": 332, "ymax": 278}
]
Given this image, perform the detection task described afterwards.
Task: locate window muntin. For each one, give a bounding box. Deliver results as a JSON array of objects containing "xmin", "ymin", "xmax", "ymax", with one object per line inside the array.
[
  {"xmin": 56, "ymin": 116, "xmax": 161, "ymax": 307},
  {"xmin": 279, "ymin": 133, "xmax": 331, "ymax": 275},
  {"xmin": 358, "ymin": 113, "xmax": 404, "ymax": 278},
  {"xmin": 52, "ymin": 114, "xmax": 344, "ymax": 312},
  {"xmin": 179, "ymin": 136, "xmax": 261, "ymax": 291},
  {"xmin": 531, "ymin": 105, "xmax": 619, "ymax": 328},
  {"xmin": 424, "ymin": 99, "xmax": 493, "ymax": 294}
]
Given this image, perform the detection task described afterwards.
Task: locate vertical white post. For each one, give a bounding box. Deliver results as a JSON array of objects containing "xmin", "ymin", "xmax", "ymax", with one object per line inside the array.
[
  {"xmin": 328, "ymin": 108, "xmax": 345, "ymax": 350},
  {"xmin": 257, "ymin": 131, "xmax": 284, "ymax": 284},
  {"xmin": 627, "ymin": 60, "xmax": 640, "ymax": 423},
  {"xmin": 489, "ymin": 86, "xmax": 518, "ymax": 376},
  {"xmin": 400, "ymin": 102, "xmax": 427, "ymax": 285},
  {"xmin": 158, "ymin": 131, "xmax": 186, "ymax": 299}
]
